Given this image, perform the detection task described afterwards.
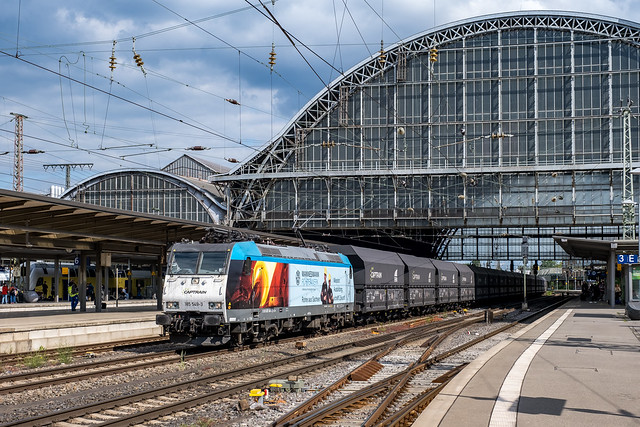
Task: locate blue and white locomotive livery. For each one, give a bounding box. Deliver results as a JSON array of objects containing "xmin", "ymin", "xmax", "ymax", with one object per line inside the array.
[
  {"xmin": 156, "ymin": 240, "xmax": 546, "ymax": 346},
  {"xmin": 156, "ymin": 241, "xmax": 354, "ymax": 346}
]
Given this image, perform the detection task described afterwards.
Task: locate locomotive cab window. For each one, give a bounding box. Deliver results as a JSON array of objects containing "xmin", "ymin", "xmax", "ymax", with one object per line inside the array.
[
  {"xmin": 169, "ymin": 251, "xmax": 199, "ymax": 275},
  {"xmin": 199, "ymin": 252, "xmax": 228, "ymax": 275}
]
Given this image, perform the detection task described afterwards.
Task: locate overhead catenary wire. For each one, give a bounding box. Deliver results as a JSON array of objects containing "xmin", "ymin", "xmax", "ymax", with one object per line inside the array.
[
  {"xmin": 0, "ymin": 128, "xmax": 160, "ymax": 169},
  {"xmin": 1, "ymin": 6, "xmax": 298, "ymax": 159},
  {"xmin": 14, "ymin": 0, "xmax": 21, "ymax": 57},
  {"xmin": 5, "ymin": 36, "xmax": 294, "ymax": 122},
  {"xmin": 2, "ymin": 3, "xmax": 580, "ymax": 209},
  {"xmin": 100, "ymin": 41, "xmax": 118, "ymax": 150},
  {"xmin": 329, "ymin": 0, "xmax": 347, "ymax": 80},
  {"xmin": 249, "ymin": 0, "xmax": 328, "ymax": 88},
  {"xmin": 7, "ymin": 3, "xmax": 424, "ymax": 199},
  {"xmin": 148, "ymin": 0, "xmax": 302, "ymax": 97},
  {"xmin": 0, "ymin": 49, "xmax": 248, "ymax": 148},
  {"xmin": 132, "ymin": 36, "xmax": 160, "ymax": 150},
  {"xmin": 227, "ymin": 1, "xmax": 462, "ymax": 218}
]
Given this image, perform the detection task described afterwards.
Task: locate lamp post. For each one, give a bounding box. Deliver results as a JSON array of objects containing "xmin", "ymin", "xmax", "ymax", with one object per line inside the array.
[{"xmin": 522, "ymin": 236, "xmax": 529, "ymax": 310}]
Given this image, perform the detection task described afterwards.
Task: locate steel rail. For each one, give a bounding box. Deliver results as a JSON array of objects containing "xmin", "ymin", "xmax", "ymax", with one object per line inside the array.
[
  {"xmin": 1, "ymin": 311, "xmax": 491, "ymax": 426},
  {"xmin": 274, "ymin": 301, "xmax": 565, "ymax": 427},
  {"xmin": 271, "ymin": 314, "xmax": 486, "ymax": 426},
  {"xmin": 4, "ymin": 323, "xmax": 425, "ymax": 427},
  {"xmin": 0, "ymin": 336, "xmax": 169, "ymax": 364},
  {"xmin": 372, "ymin": 298, "xmax": 572, "ymax": 426}
]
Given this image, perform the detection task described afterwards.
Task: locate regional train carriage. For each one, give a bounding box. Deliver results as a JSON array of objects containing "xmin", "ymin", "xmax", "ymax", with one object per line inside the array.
[{"xmin": 157, "ymin": 241, "xmax": 354, "ymax": 346}]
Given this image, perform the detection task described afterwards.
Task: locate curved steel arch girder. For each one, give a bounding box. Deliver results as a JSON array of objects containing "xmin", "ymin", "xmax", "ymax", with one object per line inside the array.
[{"xmin": 213, "ymin": 11, "xmax": 640, "ymax": 224}]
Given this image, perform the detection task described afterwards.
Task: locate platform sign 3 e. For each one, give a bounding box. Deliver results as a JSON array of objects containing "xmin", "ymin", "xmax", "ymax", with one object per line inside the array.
[{"xmin": 617, "ymin": 254, "xmax": 639, "ymax": 264}]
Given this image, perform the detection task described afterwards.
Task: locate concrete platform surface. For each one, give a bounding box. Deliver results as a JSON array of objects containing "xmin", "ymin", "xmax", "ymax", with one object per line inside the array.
[
  {"xmin": 0, "ymin": 298, "xmax": 157, "ymax": 315},
  {"xmin": 416, "ymin": 299, "xmax": 640, "ymax": 426},
  {"xmin": 0, "ymin": 300, "xmax": 162, "ymax": 354}
]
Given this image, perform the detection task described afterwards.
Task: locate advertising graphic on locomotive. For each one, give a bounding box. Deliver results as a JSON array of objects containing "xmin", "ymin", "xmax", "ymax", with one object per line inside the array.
[{"xmin": 156, "ymin": 240, "xmax": 545, "ymax": 346}]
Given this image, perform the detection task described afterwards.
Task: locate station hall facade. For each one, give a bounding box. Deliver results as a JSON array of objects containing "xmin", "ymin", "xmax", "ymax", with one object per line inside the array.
[{"xmin": 64, "ymin": 11, "xmax": 640, "ymax": 263}]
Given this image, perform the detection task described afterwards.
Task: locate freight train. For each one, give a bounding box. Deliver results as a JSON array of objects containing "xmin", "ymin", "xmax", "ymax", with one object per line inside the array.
[{"xmin": 156, "ymin": 241, "xmax": 545, "ymax": 346}]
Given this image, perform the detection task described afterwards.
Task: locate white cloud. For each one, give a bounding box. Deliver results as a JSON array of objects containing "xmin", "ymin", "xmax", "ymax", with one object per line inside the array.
[{"xmin": 54, "ymin": 8, "xmax": 138, "ymax": 41}]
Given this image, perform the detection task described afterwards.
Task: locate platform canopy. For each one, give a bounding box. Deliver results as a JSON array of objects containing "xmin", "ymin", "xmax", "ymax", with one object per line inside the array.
[
  {"xmin": 0, "ymin": 189, "xmax": 299, "ymax": 261},
  {"xmin": 552, "ymin": 235, "xmax": 638, "ymax": 261}
]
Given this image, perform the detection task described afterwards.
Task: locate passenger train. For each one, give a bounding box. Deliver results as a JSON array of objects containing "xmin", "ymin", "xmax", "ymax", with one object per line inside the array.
[{"xmin": 156, "ymin": 241, "xmax": 545, "ymax": 346}]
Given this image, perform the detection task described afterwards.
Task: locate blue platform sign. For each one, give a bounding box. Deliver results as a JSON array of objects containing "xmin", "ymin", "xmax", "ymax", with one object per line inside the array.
[{"xmin": 617, "ymin": 254, "xmax": 639, "ymax": 264}]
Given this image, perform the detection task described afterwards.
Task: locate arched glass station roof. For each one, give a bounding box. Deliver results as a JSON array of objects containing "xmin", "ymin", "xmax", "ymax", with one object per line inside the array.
[
  {"xmin": 212, "ymin": 11, "xmax": 640, "ymax": 261},
  {"xmin": 62, "ymin": 169, "xmax": 226, "ymax": 224}
]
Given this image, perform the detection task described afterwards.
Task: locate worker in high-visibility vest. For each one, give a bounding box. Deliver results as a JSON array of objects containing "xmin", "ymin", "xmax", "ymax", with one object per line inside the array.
[{"xmin": 68, "ymin": 281, "xmax": 79, "ymax": 311}]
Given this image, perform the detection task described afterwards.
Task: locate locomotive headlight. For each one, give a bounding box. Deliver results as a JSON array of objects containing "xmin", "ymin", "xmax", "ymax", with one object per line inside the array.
[
  {"xmin": 165, "ymin": 301, "xmax": 179, "ymax": 309},
  {"xmin": 208, "ymin": 302, "xmax": 222, "ymax": 309}
]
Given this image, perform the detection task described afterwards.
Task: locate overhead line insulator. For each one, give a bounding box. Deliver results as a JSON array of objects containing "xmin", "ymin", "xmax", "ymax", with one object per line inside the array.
[
  {"xmin": 108, "ymin": 40, "xmax": 117, "ymax": 77},
  {"xmin": 269, "ymin": 43, "xmax": 276, "ymax": 71},
  {"xmin": 131, "ymin": 37, "xmax": 146, "ymax": 76},
  {"xmin": 429, "ymin": 48, "xmax": 438, "ymax": 63},
  {"xmin": 133, "ymin": 53, "xmax": 144, "ymax": 68},
  {"xmin": 378, "ymin": 40, "xmax": 386, "ymax": 67}
]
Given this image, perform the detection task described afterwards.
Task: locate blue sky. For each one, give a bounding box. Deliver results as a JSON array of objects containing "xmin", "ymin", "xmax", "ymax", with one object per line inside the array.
[{"xmin": 0, "ymin": 0, "xmax": 636, "ymax": 195}]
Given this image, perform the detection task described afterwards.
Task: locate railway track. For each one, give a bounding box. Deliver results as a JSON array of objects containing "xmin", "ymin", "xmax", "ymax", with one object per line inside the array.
[
  {"xmin": 270, "ymin": 298, "xmax": 569, "ymax": 427},
  {"xmin": 0, "ymin": 301, "xmax": 572, "ymax": 426},
  {"xmin": 0, "ymin": 336, "xmax": 170, "ymax": 365},
  {"xmin": 0, "ymin": 315, "xmax": 442, "ymax": 395},
  {"xmin": 0, "ymin": 349, "xmax": 185, "ymax": 394},
  {"xmin": 2, "ymin": 312, "xmax": 482, "ymax": 427}
]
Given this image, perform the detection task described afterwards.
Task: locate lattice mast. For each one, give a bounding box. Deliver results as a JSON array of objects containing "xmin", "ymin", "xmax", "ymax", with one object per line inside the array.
[
  {"xmin": 10, "ymin": 113, "xmax": 27, "ymax": 192},
  {"xmin": 621, "ymin": 99, "xmax": 636, "ymax": 240}
]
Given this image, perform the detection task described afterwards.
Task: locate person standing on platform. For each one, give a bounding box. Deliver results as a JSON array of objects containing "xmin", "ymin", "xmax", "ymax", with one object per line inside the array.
[
  {"xmin": 68, "ymin": 281, "xmax": 79, "ymax": 311},
  {"xmin": 1, "ymin": 283, "xmax": 7, "ymax": 304},
  {"xmin": 87, "ymin": 283, "xmax": 94, "ymax": 301}
]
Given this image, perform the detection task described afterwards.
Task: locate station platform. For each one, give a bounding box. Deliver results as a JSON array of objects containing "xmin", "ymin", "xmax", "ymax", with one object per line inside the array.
[
  {"xmin": 0, "ymin": 299, "xmax": 161, "ymax": 354},
  {"xmin": 416, "ymin": 299, "xmax": 640, "ymax": 426}
]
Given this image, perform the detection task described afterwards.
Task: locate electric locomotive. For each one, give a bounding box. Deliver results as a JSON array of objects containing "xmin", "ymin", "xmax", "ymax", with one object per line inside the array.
[{"xmin": 156, "ymin": 241, "xmax": 354, "ymax": 346}]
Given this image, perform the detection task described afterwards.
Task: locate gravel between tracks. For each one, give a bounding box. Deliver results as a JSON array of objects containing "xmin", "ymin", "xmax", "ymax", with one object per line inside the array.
[
  {"xmin": 156, "ymin": 309, "xmax": 533, "ymax": 427},
  {"xmin": 0, "ymin": 308, "xmax": 533, "ymax": 426}
]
